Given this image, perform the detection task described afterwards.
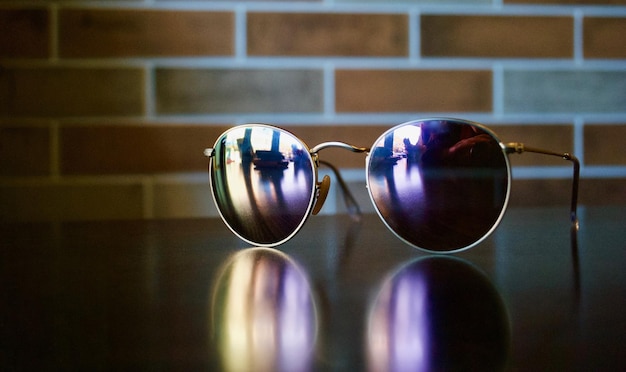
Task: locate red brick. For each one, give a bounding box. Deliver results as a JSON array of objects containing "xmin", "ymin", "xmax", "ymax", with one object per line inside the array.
[
  {"xmin": 509, "ymin": 179, "xmax": 577, "ymax": 207},
  {"xmin": 248, "ymin": 12, "xmax": 408, "ymax": 56},
  {"xmin": 421, "ymin": 15, "xmax": 573, "ymax": 58},
  {"xmin": 0, "ymin": 67, "xmax": 144, "ymax": 117},
  {"xmin": 61, "ymin": 124, "xmax": 230, "ymax": 174},
  {"xmin": 584, "ymin": 17, "xmax": 626, "ymax": 59},
  {"xmin": 335, "ymin": 69, "xmax": 492, "ymax": 112},
  {"xmin": 0, "ymin": 125, "xmax": 50, "ymax": 176},
  {"xmin": 59, "ymin": 9, "xmax": 234, "ymax": 57},
  {"xmin": 505, "ymin": 0, "xmax": 626, "ymax": 5},
  {"xmin": 584, "ymin": 124, "xmax": 626, "ymax": 165},
  {"xmin": 511, "ymin": 178, "xmax": 626, "ymax": 207},
  {"xmin": 0, "ymin": 8, "xmax": 50, "ymax": 58},
  {"xmin": 0, "ymin": 183, "xmax": 144, "ymax": 221},
  {"xmin": 580, "ymin": 178, "xmax": 626, "ymax": 205}
]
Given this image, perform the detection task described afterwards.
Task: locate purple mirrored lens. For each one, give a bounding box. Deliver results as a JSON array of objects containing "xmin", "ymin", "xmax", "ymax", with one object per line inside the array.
[
  {"xmin": 367, "ymin": 119, "xmax": 510, "ymax": 252},
  {"xmin": 212, "ymin": 248, "xmax": 317, "ymax": 371},
  {"xmin": 366, "ymin": 257, "xmax": 510, "ymax": 370},
  {"xmin": 211, "ymin": 126, "xmax": 316, "ymax": 246}
]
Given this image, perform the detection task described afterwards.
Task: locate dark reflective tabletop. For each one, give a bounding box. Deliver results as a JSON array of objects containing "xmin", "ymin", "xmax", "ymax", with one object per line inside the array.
[{"xmin": 2, "ymin": 206, "xmax": 625, "ymax": 371}]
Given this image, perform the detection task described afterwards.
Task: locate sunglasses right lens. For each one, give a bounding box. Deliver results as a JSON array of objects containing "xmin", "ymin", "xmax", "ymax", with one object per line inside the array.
[
  {"xmin": 210, "ymin": 125, "xmax": 316, "ymax": 246},
  {"xmin": 366, "ymin": 119, "xmax": 510, "ymax": 253}
]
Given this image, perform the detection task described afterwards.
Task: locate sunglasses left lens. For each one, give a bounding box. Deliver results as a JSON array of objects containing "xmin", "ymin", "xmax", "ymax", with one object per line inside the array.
[{"xmin": 210, "ymin": 125, "xmax": 316, "ymax": 246}]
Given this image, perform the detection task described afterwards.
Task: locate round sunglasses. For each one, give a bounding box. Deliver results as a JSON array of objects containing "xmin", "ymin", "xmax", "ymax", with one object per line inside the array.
[{"xmin": 204, "ymin": 118, "xmax": 579, "ymax": 253}]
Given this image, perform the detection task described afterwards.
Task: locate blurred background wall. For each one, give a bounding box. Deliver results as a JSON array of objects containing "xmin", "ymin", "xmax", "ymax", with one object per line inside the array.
[{"xmin": 1, "ymin": 0, "xmax": 625, "ymax": 221}]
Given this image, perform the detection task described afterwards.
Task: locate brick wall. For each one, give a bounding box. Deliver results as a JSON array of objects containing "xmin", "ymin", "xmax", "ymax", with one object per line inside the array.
[{"xmin": 1, "ymin": 0, "xmax": 625, "ymax": 221}]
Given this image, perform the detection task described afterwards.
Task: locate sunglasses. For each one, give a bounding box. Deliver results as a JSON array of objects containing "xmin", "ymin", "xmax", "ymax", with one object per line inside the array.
[{"xmin": 204, "ymin": 118, "xmax": 579, "ymax": 253}]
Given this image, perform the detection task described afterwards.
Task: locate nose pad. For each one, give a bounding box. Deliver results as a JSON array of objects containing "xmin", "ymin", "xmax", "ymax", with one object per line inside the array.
[{"xmin": 311, "ymin": 175, "xmax": 331, "ymax": 215}]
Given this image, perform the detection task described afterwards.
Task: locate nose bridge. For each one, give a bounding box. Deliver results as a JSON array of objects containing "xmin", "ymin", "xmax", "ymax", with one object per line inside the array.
[{"xmin": 309, "ymin": 141, "xmax": 369, "ymax": 155}]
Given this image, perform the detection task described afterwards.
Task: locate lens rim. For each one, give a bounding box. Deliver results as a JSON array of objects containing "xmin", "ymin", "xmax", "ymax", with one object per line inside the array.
[
  {"xmin": 365, "ymin": 118, "xmax": 512, "ymax": 254},
  {"xmin": 208, "ymin": 124, "xmax": 319, "ymax": 247}
]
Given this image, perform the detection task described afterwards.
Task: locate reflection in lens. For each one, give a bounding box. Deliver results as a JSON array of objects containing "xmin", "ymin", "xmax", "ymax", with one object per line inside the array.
[
  {"xmin": 367, "ymin": 119, "xmax": 510, "ymax": 252},
  {"xmin": 211, "ymin": 248, "xmax": 318, "ymax": 372},
  {"xmin": 366, "ymin": 257, "xmax": 510, "ymax": 372},
  {"xmin": 210, "ymin": 125, "xmax": 316, "ymax": 246}
]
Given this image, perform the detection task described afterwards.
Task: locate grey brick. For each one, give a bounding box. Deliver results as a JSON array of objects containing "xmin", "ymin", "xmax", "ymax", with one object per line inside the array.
[
  {"xmin": 155, "ymin": 69, "xmax": 323, "ymax": 114},
  {"xmin": 504, "ymin": 70, "xmax": 626, "ymax": 113}
]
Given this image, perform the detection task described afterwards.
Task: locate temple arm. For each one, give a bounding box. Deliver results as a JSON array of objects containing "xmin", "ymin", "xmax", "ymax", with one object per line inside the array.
[
  {"xmin": 318, "ymin": 160, "xmax": 362, "ymax": 221},
  {"xmin": 311, "ymin": 142, "xmax": 369, "ymax": 221},
  {"xmin": 505, "ymin": 143, "xmax": 580, "ymax": 227}
]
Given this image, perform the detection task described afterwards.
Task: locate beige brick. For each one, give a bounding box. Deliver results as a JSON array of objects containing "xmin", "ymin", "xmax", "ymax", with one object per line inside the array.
[
  {"xmin": 0, "ymin": 67, "xmax": 144, "ymax": 117},
  {"xmin": 248, "ymin": 12, "xmax": 408, "ymax": 56},
  {"xmin": 0, "ymin": 125, "xmax": 51, "ymax": 176},
  {"xmin": 156, "ymin": 69, "xmax": 323, "ymax": 114},
  {"xmin": 504, "ymin": 70, "xmax": 626, "ymax": 114},
  {"xmin": 152, "ymin": 181, "xmax": 218, "ymax": 218},
  {"xmin": 584, "ymin": 17, "xmax": 626, "ymax": 59},
  {"xmin": 61, "ymin": 124, "xmax": 230, "ymax": 175},
  {"xmin": 335, "ymin": 69, "xmax": 492, "ymax": 112},
  {"xmin": 584, "ymin": 124, "xmax": 626, "ymax": 165},
  {"xmin": 0, "ymin": 183, "xmax": 144, "ymax": 222},
  {"xmin": 0, "ymin": 8, "xmax": 50, "ymax": 58},
  {"xmin": 59, "ymin": 9, "xmax": 234, "ymax": 58},
  {"xmin": 421, "ymin": 15, "xmax": 573, "ymax": 58}
]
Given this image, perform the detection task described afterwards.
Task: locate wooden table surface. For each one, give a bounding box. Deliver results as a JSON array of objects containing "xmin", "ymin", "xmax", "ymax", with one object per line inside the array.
[{"xmin": 2, "ymin": 206, "xmax": 625, "ymax": 371}]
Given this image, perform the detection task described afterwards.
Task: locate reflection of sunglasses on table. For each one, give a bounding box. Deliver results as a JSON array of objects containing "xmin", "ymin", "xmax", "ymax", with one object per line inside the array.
[{"xmin": 204, "ymin": 118, "xmax": 579, "ymax": 253}]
